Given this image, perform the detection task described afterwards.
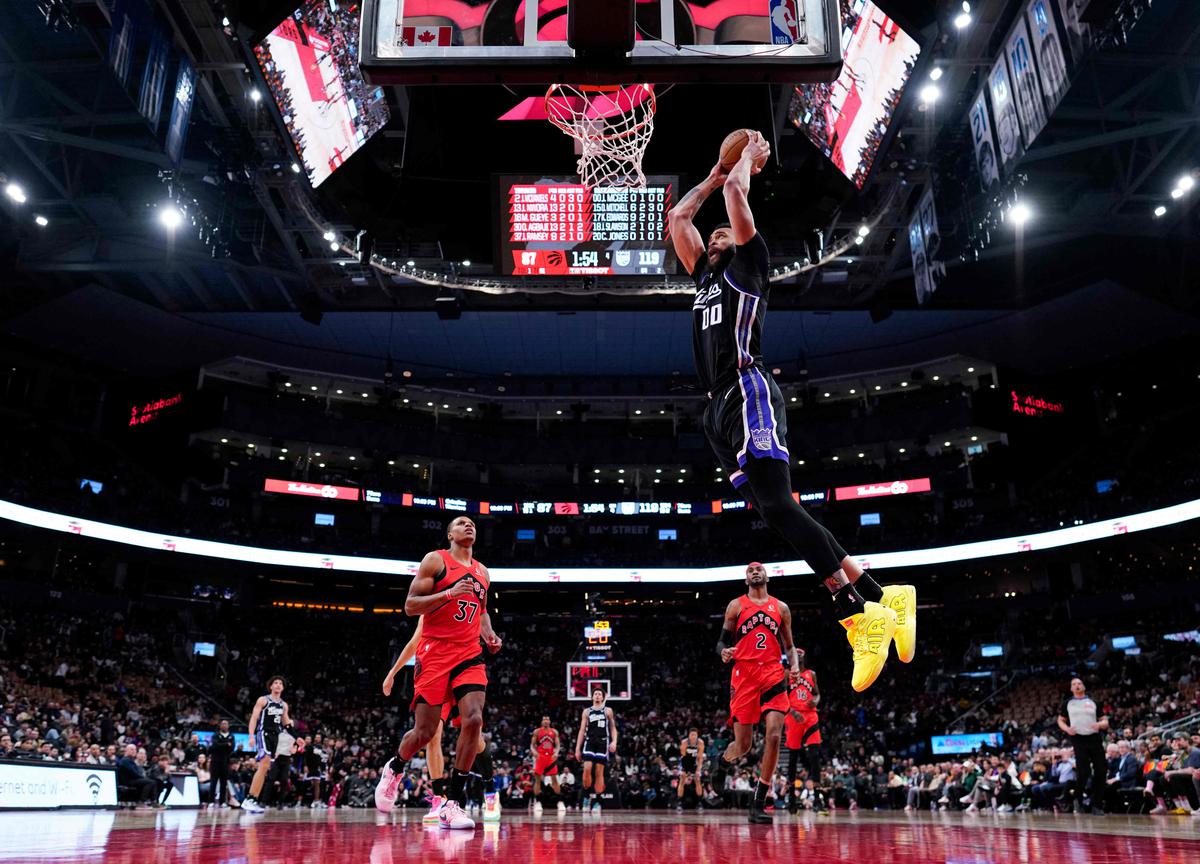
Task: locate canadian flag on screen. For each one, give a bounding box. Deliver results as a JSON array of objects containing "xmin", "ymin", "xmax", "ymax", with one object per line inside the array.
[{"xmin": 400, "ymin": 26, "xmax": 451, "ymax": 47}]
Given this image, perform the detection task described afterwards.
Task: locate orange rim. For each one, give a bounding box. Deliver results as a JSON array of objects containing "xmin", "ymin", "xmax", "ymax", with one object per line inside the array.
[{"xmin": 543, "ymin": 84, "xmax": 656, "ymax": 141}]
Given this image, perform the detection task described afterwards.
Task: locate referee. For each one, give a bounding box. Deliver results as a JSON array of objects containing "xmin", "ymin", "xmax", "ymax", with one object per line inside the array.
[{"xmin": 1057, "ymin": 676, "xmax": 1109, "ymax": 814}]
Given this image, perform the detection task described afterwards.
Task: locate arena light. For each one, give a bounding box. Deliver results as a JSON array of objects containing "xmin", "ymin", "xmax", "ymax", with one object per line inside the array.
[
  {"xmin": 919, "ymin": 84, "xmax": 941, "ymax": 105},
  {"xmin": 929, "ymin": 67, "xmax": 944, "ymax": 82},
  {"xmin": 1154, "ymin": 205, "xmax": 1167, "ymax": 217},
  {"xmin": 249, "ymin": 88, "xmax": 262, "ymax": 103},
  {"xmin": 329, "ymin": 241, "xmax": 340, "ymax": 251},
  {"xmin": 954, "ymin": 1, "xmax": 972, "ymax": 29},
  {"xmin": 1176, "ymin": 174, "xmax": 1195, "ymax": 193},
  {"xmin": 855, "ymin": 235, "xmax": 864, "ymax": 246},
  {"xmin": 323, "ymin": 230, "xmax": 336, "ymax": 241},
  {"xmin": 5, "ymin": 496, "xmax": 1200, "ymax": 583},
  {"xmin": 219, "ymin": 438, "xmax": 228, "ymax": 443},
  {"xmin": 4, "ymin": 182, "xmax": 27, "ymax": 204},
  {"xmin": 291, "ymin": 163, "xmax": 301, "ymax": 174},
  {"xmin": 857, "ymin": 224, "xmax": 870, "ymax": 237},
  {"xmin": 1009, "ymin": 201, "xmax": 1032, "ymax": 226},
  {"xmin": 34, "ymin": 214, "xmax": 48, "ymax": 227},
  {"xmin": 1170, "ymin": 188, "xmax": 1184, "ymax": 200},
  {"xmin": 159, "ymin": 204, "xmax": 184, "ymax": 230}
]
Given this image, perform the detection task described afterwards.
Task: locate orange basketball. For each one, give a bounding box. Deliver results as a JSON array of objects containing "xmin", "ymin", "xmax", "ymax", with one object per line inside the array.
[{"xmin": 719, "ymin": 129, "xmax": 765, "ymax": 170}]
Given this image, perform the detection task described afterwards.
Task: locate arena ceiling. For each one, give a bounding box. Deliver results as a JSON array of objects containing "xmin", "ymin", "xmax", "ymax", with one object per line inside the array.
[{"xmin": 1, "ymin": 0, "xmax": 1198, "ymax": 378}]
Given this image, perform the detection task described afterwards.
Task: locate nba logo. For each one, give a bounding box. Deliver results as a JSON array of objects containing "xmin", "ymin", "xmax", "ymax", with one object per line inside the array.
[
  {"xmin": 615, "ymin": 250, "xmax": 631, "ymax": 267},
  {"xmin": 769, "ymin": 0, "xmax": 802, "ymax": 45}
]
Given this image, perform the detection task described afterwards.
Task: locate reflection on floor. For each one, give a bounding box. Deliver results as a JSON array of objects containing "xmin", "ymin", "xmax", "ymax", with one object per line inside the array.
[{"xmin": 1, "ymin": 808, "xmax": 1197, "ymax": 864}]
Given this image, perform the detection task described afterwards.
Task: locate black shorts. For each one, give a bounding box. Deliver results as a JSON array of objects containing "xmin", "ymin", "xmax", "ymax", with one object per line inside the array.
[
  {"xmin": 682, "ymin": 757, "xmax": 697, "ymax": 774},
  {"xmin": 582, "ymin": 745, "xmax": 608, "ymax": 765},
  {"xmin": 703, "ymin": 367, "xmax": 790, "ymax": 490}
]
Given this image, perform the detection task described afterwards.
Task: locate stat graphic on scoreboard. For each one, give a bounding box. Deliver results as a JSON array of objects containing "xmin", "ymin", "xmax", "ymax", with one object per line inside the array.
[{"xmin": 498, "ymin": 174, "xmax": 677, "ymax": 276}]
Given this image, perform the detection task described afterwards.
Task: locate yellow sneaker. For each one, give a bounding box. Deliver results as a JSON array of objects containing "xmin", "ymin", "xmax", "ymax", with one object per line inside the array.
[
  {"xmin": 880, "ymin": 584, "xmax": 917, "ymax": 663},
  {"xmin": 841, "ymin": 601, "xmax": 897, "ymax": 692}
]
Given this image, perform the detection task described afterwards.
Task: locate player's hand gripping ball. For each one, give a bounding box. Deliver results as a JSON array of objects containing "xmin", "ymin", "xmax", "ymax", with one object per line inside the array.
[{"xmin": 720, "ymin": 129, "xmax": 770, "ymax": 172}]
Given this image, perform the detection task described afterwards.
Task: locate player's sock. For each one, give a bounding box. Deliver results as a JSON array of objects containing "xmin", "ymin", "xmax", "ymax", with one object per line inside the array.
[
  {"xmin": 449, "ymin": 769, "xmax": 469, "ymax": 806},
  {"xmin": 853, "ymin": 573, "xmax": 885, "ymax": 603},
  {"xmin": 831, "ymin": 583, "xmax": 866, "ymax": 620},
  {"xmin": 387, "ymin": 755, "xmax": 407, "ymax": 775},
  {"xmin": 753, "ymin": 780, "xmax": 771, "ymax": 808},
  {"xmin": 472, "ymin": 750, "xmax": 494, "ymax": 786}
]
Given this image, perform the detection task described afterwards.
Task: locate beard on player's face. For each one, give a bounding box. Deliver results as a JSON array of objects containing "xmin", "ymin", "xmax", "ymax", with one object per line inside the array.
[{"xmin": 707, "ymin": 233, "xmax": 734, "ymax": 268}]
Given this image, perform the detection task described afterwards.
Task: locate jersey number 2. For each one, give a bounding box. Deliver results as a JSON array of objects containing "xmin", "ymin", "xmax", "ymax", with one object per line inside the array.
[
  {"xmin": 453, "ymin": 600, "xmax": 479, "ymax": 623},
  {"xmin": 701, "ymin": 303, "xmax": 723, "ymax": 330},
  {"xmin": 755, "ymin": 632, "xmax": 767, "ymax": 650}
]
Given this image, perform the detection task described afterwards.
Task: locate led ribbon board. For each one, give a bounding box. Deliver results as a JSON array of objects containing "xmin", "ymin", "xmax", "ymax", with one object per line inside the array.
[{"xmin": 1, "ymin": 497, "xmax": 1197, "ymax": 583}]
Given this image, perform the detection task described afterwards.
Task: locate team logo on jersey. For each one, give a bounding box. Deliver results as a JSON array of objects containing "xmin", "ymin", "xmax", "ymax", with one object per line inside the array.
[
  {"xmin": 615, "ymin": 250, "xmax": 631, "ymax": 267},
  {"xmin": 751, "ymin": 426, "xmax": 773, "ymax": 451}
]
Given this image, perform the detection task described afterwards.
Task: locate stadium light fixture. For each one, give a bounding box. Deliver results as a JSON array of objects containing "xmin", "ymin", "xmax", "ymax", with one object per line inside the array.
[
  {"xmin": 955, "ymin": 2, "xmax": 972, "ymax": 29},
  {"xmin": 462, "ymin": 259, "xmax": 471, "ymax": 267},
  {"xmin": 832, "ymin": 455, "xmax": 839, "ymax": 462},
  {"xmin": 291, "ymin": 163, "xmax": 301, "ymax": 174},
  {"xmin": 249, "ymin": 88, "xmax": 262, "ymax": 103},
  {"xmin": 849, "ymin": 388, "xmax": 856, "ymax": 394},
  {"xmin": 899, "ymin": 447, "xmax": 907, "ymax": 454},
  {"xmin": 919, "ymin": 84, "xmax": 941, "ymax": 104},
  {"xmin": 34, "ymin": 214, "xmax": 48, "ymax": 227},
  {"xmin": 220, "ymin": 438, "xmax": 228, "ymax": 443},
  {"xmin": 823, "ymin": 392, "xmax": 831, "ymax": 397},
  {"xmin": 929, "ymin": 67, "xmax": 944, "ymax": 82},
  {"xmin": 857, "ymin": 224, "xmax": 870, "ymax": 237},
  {"xmin": 159, "ymin": 204, "xmax": 184, "ymax": 230},
  {"xmin": 1009, "ymin": 201, "xmax": 1032, "ymax": 226},
  {"xmin": 1176, "ymin": 174, "xmax": 1195, "ymax": 193},
  {"xmin": 323, "ymin": 230, "xmax": 335, "ymax": 241},
  {"xmin": 1154, "ymin": 205, "xmax": 1167, "ymax": 217},
  {"xmin": 412, "ymin": 463, "xmax": 419, "ymax": 469},
  {"xmin": 854, "ymin": 235, "xmax": 864, "ymax": 246},
  {"xmin": 406, "ymin": 260, "xmax": 415, "ymax": 266},
  {"xmin": 4, "ymin": 182, "xmax": 27, "ymax": 204},
  {"xmin": 1170, "ymin": 188, "xmax": 1184, "ymax": 200},
  {"xmin": 329, "ymin": 241, "xmax": 339, "ymax": 251}
]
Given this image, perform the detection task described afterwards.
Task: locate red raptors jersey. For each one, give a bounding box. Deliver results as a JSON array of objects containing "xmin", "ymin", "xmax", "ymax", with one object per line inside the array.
[
  {"xmin": 535, "ymin": 729, "xmax": 557, "ymax": 754},
  {"xmin": 420, "ymin": 549, "xmax": 489, "ymax": 643},
  {"xmin": 732, "ymin": 594, "xmax": 784, "ymax": 663},
  {"xmin": 790, "ymin": 670, "xmax": 818, "ymax": 715}
]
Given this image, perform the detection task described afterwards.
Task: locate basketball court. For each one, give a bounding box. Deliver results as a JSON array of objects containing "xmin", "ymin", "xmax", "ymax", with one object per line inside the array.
[{"xmin": 3, "ymin": 809, "xmax": 1197, "ymax": 863}]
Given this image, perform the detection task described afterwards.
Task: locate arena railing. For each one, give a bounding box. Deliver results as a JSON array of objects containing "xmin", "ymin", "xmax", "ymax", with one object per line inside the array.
[{"xmin": 2, "ymin": 495, "xmax": 1199, "ymax": 583}]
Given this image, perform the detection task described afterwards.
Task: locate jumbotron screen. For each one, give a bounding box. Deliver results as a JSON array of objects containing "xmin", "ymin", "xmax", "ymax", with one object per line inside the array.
[
  {"xmin": 789, "ymin": 0, "xmax": 922, "ymax": 188},
  {"xmin": 497, "ymin": 175, "xmax": 678, "ymax": 276},
  {"xmin": 254, "ymin": 1, "xmax": 390, "ymax": 187}
]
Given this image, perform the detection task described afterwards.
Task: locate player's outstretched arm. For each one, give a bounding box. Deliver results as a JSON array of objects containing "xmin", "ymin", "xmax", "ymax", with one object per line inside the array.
[
  {"xmin": 383, "ymin": 617, "xmax": 424, "ymax": 695},
  {"xmin": 404, "ymin": 551, "xmax": 471, "ymax": 616},
  {"xmin": 668, "ymin": 162, "xmax": 726, "ymax": 273},
  {"xmin": 723, "ymin": 131, "xmax": 770, "ymax": 245}
]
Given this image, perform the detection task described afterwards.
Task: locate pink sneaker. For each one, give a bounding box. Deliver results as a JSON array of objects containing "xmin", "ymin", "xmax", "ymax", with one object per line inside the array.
[
  {"xmin": 423, "ymin": 795, "xmax": 446, "ymax": 824},
  {"xmin": 438, "ymin": 799, "xmax": 476, "ymax": 830},
  {"xmin": 374, "ymin": 762, "xmax": 402, "ymax": 813}
]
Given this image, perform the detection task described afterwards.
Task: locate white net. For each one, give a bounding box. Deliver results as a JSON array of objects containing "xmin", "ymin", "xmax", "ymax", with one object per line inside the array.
[{"xmin": 544, "ymin": 84, "xmax": 656, "ymax": 189}]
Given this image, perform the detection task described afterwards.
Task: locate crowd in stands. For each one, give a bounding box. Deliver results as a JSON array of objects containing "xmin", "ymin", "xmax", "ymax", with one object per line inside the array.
[{"xmin": 3, "ymin": 582, "xmax": 1197, "ymax": 815}]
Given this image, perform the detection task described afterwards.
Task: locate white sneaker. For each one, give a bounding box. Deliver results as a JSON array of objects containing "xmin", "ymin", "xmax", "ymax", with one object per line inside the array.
[
  {"xmin": 998, "ymin": 804, "xmax": 1013, "ymax": 813},
  {"xmin": 483, "ymin": 792, "xmax": 501, "ymax": 823},
  {"xmin": 423, "ymin": 795, "xmax": 446, "ymax": 824},
  {"xmin": 241, "ymin": 798, "xmax": 265, "ymax": 814},
  {"xmin": 965, "ymin": 804, "xmax": 979, "ymax": 814},
  {"xmin": 374, "ymin": 762, "xmax": 402, "ymax": 814},
  {"xmin": 532, "ymin": 800, "xmax": 543, "ymax": 815},
  {"xmin": 310, "ymin": 801, "xmax": 323, "ymax": 809},
  {"xmin": 438, "ymin": 800, "xmax": 476, "ymax": 830},
  {"xmin": 556, "ymin": 801, "xmax": 566, "ymax": 812}
]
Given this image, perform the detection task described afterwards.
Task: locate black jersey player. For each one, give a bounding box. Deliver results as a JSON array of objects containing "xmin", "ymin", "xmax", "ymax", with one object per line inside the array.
[
  {"xmin": 574, "ymin": 688, "xmax": 617, "ymax": 812},
  {"xmin": 242, "ymin": 675, "xmax": 292, "ymax": 813},
  {"xmin": 668, "ymin": 130, "xmax": 917, "ymax": 692}
]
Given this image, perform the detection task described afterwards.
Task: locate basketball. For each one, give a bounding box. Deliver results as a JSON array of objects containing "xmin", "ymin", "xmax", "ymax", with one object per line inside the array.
[{"xmin": 719, "ymin": 128, "xmax": 764, "ymax": 170}]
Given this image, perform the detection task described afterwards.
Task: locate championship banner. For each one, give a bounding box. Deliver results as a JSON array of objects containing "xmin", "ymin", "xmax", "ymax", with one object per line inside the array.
[
  {"xmin": 987, "ymin": 56, "xmax": 1023, "ymax": 170},
  {"xmin": 1055, "ymin": 0, "xmax": 1092, "ymax": 65},
  {"xmin": 1026, "ymin": 0, "xmax": 1070, "ymax": 114},
  {"xmin": 1005, "ymin": 18, "xmax": 1047, "ymax": 149},
  {"xmin": 138, "ymin": 26, "xmax": 172, "ymax": 132},
  {"xmin": 968, "ymin": 89, "xmax": 1000, "ymax": 191},
  {"xmin": 165, "ymin": 57, "xmax": 195, "ymax": 167}
]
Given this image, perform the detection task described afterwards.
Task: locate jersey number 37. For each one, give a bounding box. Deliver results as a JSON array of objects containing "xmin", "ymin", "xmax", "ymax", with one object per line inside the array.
[{"xmin": 453, "ymin": 600, "xmax": 479, "ymax": 623}]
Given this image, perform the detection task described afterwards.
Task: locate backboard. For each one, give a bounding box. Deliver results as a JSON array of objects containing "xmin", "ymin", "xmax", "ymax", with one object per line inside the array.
[
  {"xmin": 567, "ymin": 661, "xmax": 632, "ymax": 701},
  {"xmin": 360, "ymin": 0, "xmax": 841, "ymax": 85}
]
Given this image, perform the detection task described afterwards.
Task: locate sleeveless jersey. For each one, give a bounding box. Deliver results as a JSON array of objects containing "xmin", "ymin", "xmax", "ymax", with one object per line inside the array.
[
  {"xmin": 691, "ymin": 233, "xmax": 770, "ymax": 393},
  {"xmin": 585, "ymin": 707, "xmax": 609, "ymax": 748},
  {"xmin": 682, "ymin": 739, "xmax": 700, "ymax": 770},
  {"xmin": 731, "ymin": 593, "xmax": 784, "ymax": 663},
  {"xmin": 535, "ymin": 728, "xmax": 557, "ymax": 755},
  {"xmin": 791, "ymin": 669, "xmax": 818, "ymax": 715},
  {"xmin": 420, "ymin": 549, "xmax": 489, "ymax": 643},
  {"xmin": 258, "ymin": 696, "xmax": 284, "ymax": 736}
]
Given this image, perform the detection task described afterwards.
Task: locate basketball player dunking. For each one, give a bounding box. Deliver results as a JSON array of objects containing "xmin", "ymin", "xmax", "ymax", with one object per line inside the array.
[
  {"xmin": 375, "ymin": 516, "xmax": 502, "ymax": 830},
  {"xmin": 784, "ymin": 648, "xmax": 822, "ymax": 813},
  {"xmin": 575, "ymin": 687, "xmax": 617, "ymax": 812},
  {"xmin": 677, "ymin": 728, "xmax": 705, "ymax": 810},
  {"xmin": 668, "ymin": 130, "xmax": 917, "ymax": 692},
  {"xmin": 530, "ymin": 716, "xmax": 565, "ymax": 813},
  {"xmin": 715, "ymin": 562, "xmax": 797, "ymax": 823},
  {"xmin": 241, "ymin": 676, "xmax": 292, "ymax": 813}
]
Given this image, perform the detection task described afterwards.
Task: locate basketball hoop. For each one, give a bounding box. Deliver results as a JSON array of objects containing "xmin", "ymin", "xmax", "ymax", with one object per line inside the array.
[{"xmin": 544, "ymin": 83, "xmax": 656, "ymax": 189}]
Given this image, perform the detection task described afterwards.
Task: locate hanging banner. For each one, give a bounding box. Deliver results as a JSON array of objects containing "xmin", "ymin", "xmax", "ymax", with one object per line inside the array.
[
  {"xmin": 1005, "ymin": 17, "xmax": 1047, "ymax": 148},
  {"xmin": 108, "ymin": 0, "xmax": 138, "ymax": 89},
  {"xmin": 908, "ymin": 205, "xmax": 932, "ymax": 306},
  {"xmin": 968, "ymin": 89, "xmax": 1000, "ymax": 191},
  {"xmin": 138, "ymin": 27, "xmax": 171, "ymax": 132},
  {"xmin": 1055, "ymin": 0, "xmax": 1092, "ymax": 65},
  {"xmin": 987, "ymin": 57, "xmax": 1023, "ymax": 170},
  {"xmin": 1026, "ymin": 0, "xmax": 1069, "ymax": 113},
  {"xmin": 165, "ymin": 57, "xmax": 196, "ymax": 167}
]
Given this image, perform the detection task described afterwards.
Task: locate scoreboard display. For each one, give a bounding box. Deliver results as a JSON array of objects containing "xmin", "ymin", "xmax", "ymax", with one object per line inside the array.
[{"xmin": 497, "ymin": 174, "xmax": 678, "ymax": 276}]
